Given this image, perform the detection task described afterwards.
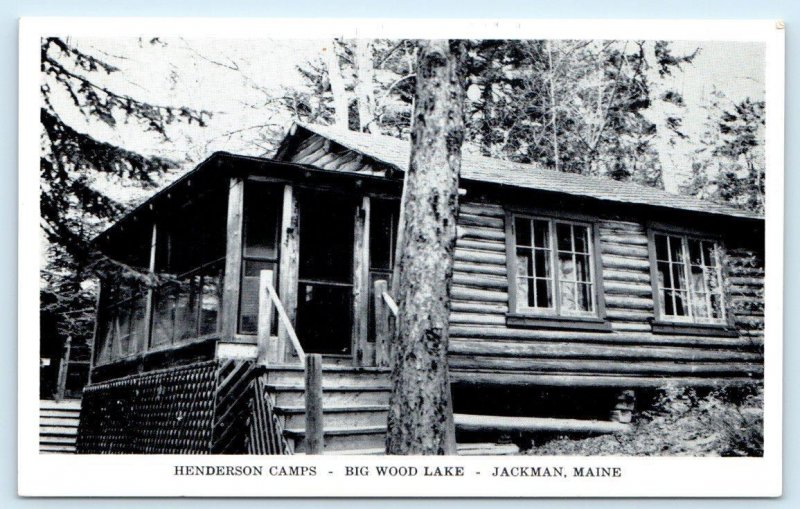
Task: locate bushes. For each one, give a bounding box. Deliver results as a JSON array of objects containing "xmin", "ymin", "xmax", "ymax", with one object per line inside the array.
[{"xmin": 525, "ymin": 383, "xmax": 763, "ymax": 457}]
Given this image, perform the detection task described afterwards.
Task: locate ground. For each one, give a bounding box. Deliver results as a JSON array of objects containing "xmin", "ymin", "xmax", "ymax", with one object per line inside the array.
[{"xmin": 524, "ymin": 384, "xmax": 764, "ymax": 457}]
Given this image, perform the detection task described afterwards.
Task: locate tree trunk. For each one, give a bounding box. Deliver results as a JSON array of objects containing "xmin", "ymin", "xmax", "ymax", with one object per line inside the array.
[
  {"xmin": 355, "ymin": 39, "xmax": 376, "ymax": 133},
  {"xmin": 386, "ymin": 40, "xmax": 464, "ymax": 455},
  {"xmin": 324, "ymin": 39, "xmax": 349, "ymax": 129}
]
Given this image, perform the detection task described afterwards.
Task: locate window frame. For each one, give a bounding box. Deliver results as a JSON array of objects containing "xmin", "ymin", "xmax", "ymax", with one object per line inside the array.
[
  {"xmin": 505, "ymin": 210, "xmax": 609, "ymax": 331},
  {"xmin": 646, "ymin": 225, "xmax": 737, "ymax": 336}
]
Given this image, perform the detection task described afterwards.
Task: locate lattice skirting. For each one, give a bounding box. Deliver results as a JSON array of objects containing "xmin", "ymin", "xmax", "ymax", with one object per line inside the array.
[{"xmin": 76, "ymin": 360, "xmax": 287, "ymax": 454}]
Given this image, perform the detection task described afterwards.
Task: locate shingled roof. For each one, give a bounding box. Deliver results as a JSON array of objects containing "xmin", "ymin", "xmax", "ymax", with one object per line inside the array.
[{"xmin": 291, "ymin": 122, "xmax": 761, "ymax": 220}]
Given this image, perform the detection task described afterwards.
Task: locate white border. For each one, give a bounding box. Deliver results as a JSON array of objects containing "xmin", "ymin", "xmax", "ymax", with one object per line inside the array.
[{"xmin": 18, "ymin": 18, "xmax": 785, "ymax": 497}]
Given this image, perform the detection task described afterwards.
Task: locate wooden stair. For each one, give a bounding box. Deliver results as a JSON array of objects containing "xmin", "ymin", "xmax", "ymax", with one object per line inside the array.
[
  {"xmin": 260, "ymin": 365, "xmax": 525, "ymax": 455},
  {"xmin": 264, "ymin": 365, "xmax": 392, "ymax": 454},
  {"xmin": 39, "ymin": 399, "xmax": 81, "ymax": 454}
]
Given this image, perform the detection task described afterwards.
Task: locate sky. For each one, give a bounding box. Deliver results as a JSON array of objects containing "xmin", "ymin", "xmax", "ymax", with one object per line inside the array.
[{"xmin": 53, "ymin": 37, "xmax": 766, "ymax": 199}]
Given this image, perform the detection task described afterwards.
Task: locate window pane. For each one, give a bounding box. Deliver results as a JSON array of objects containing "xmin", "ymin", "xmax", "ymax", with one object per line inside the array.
[
  {"xmin": 577, "ymin": 283, "xmax": 593, "ymax": 312},
  {"xmin": 574, "ymin": 227, "xmax": 589, "ymax": 254},
  {"xmin": 692, "ymin": 293, "xmax": 709, "ymax": 319},
  {"xmin": 704, "ymin": 242, "xmax": 719, "ymax": 268},
  {"xmin": 558, "ymin": 252, "xmax": 574, "ymax": 281},
  {"xmin": 535, "ymin": 278, "xmax": 552, "ymax": 308},
  {"xmin": 689, "ymin": 238, "xmax": 703, "ymax": 265},
  {"xmin": 671, "ymin": 263, "xmax": 687, "ymax": 291},
  {"xmin": 243, "ymin": 182, "xmax": 281, "ymax": 260},
  {"xmin": 239, "ymin": 260, "xmax": 277, "ymax": 335},
  {"xmin": 689, "ymin": 265, "xmax": 706, "ymax": 293},
  {"xmin": 560, "ymin": 281, "xmax": 577, "ymax": 312},
  {"xmin": 657, "ymin": 261, "xmax": 671, "ymax": 288},
  {"xmin": 174, "ymin": 277, "xmax": 198, "ymax": 342},
  {"xmin": 556, "ymin": 223, "xmax": 572, "ymax": 252},
  {"xmin": 199, "ymin": 267, "xmax": 223, "ymax": 336},
  {"xmin": 663, "ymin": 289, "xmax": 674, "ymax": 315},
  {"xmin": 517, "ymin": 277, "xmax": 533, "ymax": 308},
  {"xmin": 673, "ymin": 290, "xmax": 688, "ymax": 316},
  {"xmin": 534, "ymin": 249, "xmax": 550, "ymax": 278},
  {"xmin": 370, "ymin": 199, "xmax": 399, "ymax": 270},
  {"xmin": 515, "ymin": 217, "xmax": 531, "ymax": 247},
  {"xmin": 151, "ymin": 287, "xmax": 175, "ymax": 348},
  {"xmin": 533, "ymin": 220, "xmax": 550, "ymax": 248},
  {"xmin": 128, "ymin": 294, "xmax": 147, "ymax": 355},
  {"xmin": 654, "ymin": 234, "xmax": 668, "ymax": 262},
  {"xmin": 575, "ymin": 254, "xmax": 591, "ymax": 283},
  {"xmin": 669, "ymin": 235, "xmax": 684, "ymax": 264},
  {"xmin": 116, "ymin": 307, "xmax": 131, "ymax": 357},
  {"xmin": 516, "ymin": 248, "xmax": 532, "ymax": 279}
]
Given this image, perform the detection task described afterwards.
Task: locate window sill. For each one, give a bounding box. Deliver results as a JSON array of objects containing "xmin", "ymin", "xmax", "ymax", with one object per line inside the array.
[
  {"xmin": 650, "ymin": 321, "xmax": 739, "ymax": 337},
  {"xmin": 506, "ymin": 313, "xmax": 612, "ymax": 332}
]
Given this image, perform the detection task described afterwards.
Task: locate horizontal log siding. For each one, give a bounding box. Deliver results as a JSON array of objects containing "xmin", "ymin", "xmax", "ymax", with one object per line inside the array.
[{"xmin": 449, "ymin": 201, "xmax": 764, "ymax": 387}]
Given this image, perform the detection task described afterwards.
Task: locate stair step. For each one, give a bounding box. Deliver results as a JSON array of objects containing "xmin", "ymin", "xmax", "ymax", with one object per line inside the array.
[
  {"xmin": 287, "ymin": 426, "xmax": 387, "ymax": 453},
  {"xmin": 333, "ymin": 447, "xmax": 386, "ymax": 455},
  {"xmin": 277, "ymin": 405, "xmax": 388, "ymax": 428},
  {"xmin": 39, "ymin": 400, "xmax": 82, "ymax": 410},
  {"xmin": 40, "ymin": 417, "xmax": 80, "ymax": 427},
  {"xmin": 40, "ymin": 445, "xmax": 77, "ymax": 453},
  {"xmin": 39, "ymin": 435, "xmax": 77, "ymax": 445},
  {"xmin": 265, "ymin": 384, "xmax": 391, "ymax": 392},
  {"xmin": 40, "ymin": 426, "xmax": 79, "ymax": 437},
  {"xmin": 270, "ymin": 385, "xmax": 391, "ymax": 406},
  {"xmin": 39, "ymin": 408, "xmax": 81, "ymax": 419}
]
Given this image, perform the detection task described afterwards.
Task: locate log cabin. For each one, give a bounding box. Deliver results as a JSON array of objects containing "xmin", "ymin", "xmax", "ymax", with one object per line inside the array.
[{"xmin": 76, "ymin": 122, "xmax": 765, "ymax": 455}]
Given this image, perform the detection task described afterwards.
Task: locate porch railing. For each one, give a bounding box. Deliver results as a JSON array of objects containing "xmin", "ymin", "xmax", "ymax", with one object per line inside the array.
[
  {"xmin": 373, "ymin": 279, "xmax": 398, "ymax": 368},
  {"xmin": 257, "ymin": 269, "xmax": 306, "ymax": 365}
]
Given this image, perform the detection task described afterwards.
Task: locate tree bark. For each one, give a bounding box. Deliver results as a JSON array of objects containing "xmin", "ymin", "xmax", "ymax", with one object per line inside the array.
[
  {"xmin": 386, "ymin": 40, "xmax": 464, "ymax": 455},
  {"xmin": 324, "ymin": 39, "xmax": 349, "ymax": 129},
  {"xmin": 355, "ymin": 39, "xmax": 376, "ymax": 133}
]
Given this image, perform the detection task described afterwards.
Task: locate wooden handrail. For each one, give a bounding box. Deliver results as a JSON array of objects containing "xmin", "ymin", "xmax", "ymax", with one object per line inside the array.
[
  {"xmin": 258, "ymin": 270, "xmax": 306, "ymax": 365},
  {"xmin": 373, "ymin": 279, "xmax": 396, "ymax": 367},
  {"xmin": 381, "ymin": 291, "xmax": 399, "ymax": 317}
]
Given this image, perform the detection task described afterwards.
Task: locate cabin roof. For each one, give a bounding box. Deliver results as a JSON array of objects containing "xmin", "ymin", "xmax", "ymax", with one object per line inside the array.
[{"xmin": 290, "ymin": 122, "xmax": 761, "ymax": 220}]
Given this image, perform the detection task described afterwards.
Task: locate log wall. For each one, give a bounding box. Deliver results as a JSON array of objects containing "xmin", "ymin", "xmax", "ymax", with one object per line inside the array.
[
  {"xmin": 280, "ymin": 130, "xmax": 765, "ymax": 389},
  {"xmin": 448, "ymin": 201, "xmax": 764, "ymax": 388}
]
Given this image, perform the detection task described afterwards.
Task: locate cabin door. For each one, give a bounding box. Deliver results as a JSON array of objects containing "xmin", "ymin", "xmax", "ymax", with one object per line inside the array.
[{"xmin": 295, "ymin": 192, "xmax": 355, "ymax": 356}]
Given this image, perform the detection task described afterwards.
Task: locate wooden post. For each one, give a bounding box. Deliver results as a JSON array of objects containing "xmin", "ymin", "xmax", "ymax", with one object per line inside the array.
[
  {"xmin": 221, "ymin": 177, "xmax": 245, "ymax": 341},
  {"xmin": 352, "ymin": 196, "xmax": 371, "ymax": 366},
  {"xmin": 86, "ymin": 281, "xmax": 103, "ymax": 384},
  {"xmin": 55, "ymin": 335, "xmax": 72, "ymax": 401},
  {"xmin": 304, "ymin": 354, "xmax": 324, "ymax": 455},
  {"xmin": 373, "ymin": 279, "xmax": 390, "ymax": 367},
  {"xmin": 278, "ymin": 185, "xmax": 300, "ymax": 362},
  {"xmin": 142, "ymin": 222, "xmax": 158, "ymax": 353},
  {"xmin": 610, "ymin": 390, "xmax": 636, "ymax": 424},
  {"xmin": 257, "ymin": 270, "xmax": 275, "ymax": 365}
]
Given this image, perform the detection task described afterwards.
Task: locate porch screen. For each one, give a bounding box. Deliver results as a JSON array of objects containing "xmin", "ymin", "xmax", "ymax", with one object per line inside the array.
[{"xmin": 238, "ymin": 181, "xmax": 281, "ymax": 334}]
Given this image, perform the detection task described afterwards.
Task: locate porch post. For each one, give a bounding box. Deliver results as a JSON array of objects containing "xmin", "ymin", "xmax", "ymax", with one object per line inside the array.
[
  {"xmin": 142, "ymin": 222, "xmax": 157, "ymax": 353},
  {"xmin": 277, "ymin": 184, "xmax": 300, "ymax": 363},
  {"xmin": 352, "ymin": 196, "xmax": 371, "ymax": 366},
  {"xmin": 221, "ymin": 177, "xmax": 245, "ymax": 341}
]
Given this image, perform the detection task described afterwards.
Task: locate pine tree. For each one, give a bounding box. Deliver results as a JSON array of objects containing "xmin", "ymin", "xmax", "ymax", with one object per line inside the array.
[{"xmin": 40, "ymin": 37, "xmax": 208, "ymax": 395}]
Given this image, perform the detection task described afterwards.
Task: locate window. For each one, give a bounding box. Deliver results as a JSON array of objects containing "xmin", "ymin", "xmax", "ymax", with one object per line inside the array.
[
  {"xmin": 510, "ymin": 215, "xmax": 597, "ymax": 318},
  {"xmin": 652, "ymin": 233, "xmax": 726, "ymax": 324}
]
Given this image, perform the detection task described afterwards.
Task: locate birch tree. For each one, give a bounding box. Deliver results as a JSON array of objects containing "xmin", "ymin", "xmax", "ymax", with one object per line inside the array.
[{"xmin": 386, "ymin": 40, "xmax": 464, "ymax": 455}]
